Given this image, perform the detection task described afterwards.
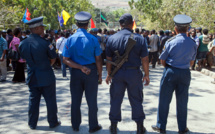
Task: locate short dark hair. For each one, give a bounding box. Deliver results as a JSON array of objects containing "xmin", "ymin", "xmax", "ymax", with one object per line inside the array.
[
  {"xmin": 98, "ymin": 28, "xmax": 102, "ymax": 33},
  {"xmin": 176, "ymin": 26, "xmax": 188, "ymax": 33},
  {"xmin": 13, "ymin": 28, "xmax": 21, "ymax": 37},
  {"xmin": 7, "ymin": 29, "xmax": 12, "ymax": 34},
  {"xmin": 76, "ymin": 22, "xmax": 89, "ymax": 28},
  {"xmin": 203, "ymin": 29, "xmax": 208, "ymax": 35},
  {"xmin": 66, "ymin": 32, "xmax": 70, "ymax": 38},
  {"xmin": 159, "ymin": 30, "xmax": 164, "ymax": 35},
  {"xmin": 135, "ymin": 28, "xmax": 140, "ymax": 34},
  {"xmin": 151, "ymin": 30, "xmax": 156, "ymax": 34}
]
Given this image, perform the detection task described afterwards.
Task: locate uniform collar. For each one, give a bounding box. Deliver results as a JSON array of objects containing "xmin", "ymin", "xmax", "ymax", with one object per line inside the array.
[
  {"xmin": 176, "ymin": 33, "xmax": 187, "ymax": 37},
  {"xmin": 121, "ymin": 28, "xmax": 133, "ymax": 32},
  {"xmin": 77, "ymin": 28, "xmax": 87, "ymax": 33}
]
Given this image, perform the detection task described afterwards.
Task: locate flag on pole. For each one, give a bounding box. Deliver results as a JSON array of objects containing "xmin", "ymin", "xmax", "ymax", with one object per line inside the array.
[
  {"xmin": 90, "ymin": 18, "xmax": 96, "ymax": 28},
  {"xmin": 58, "ymin": 12, "xmax": 64, "ymax": 27},
  {"xmin": 22, "ymin": 8, "xmax": 31, "ymax": 23},
  {"xmin": 133, "ymin": 19, "xmax": 137, "ymax": 30},
  {"xmin": 62, "ymin": 10, "xmax": 70, "ymax": 25},
  {"xmin": 100, "ymin": 14, "xmax": 108, "ymax": 26}
]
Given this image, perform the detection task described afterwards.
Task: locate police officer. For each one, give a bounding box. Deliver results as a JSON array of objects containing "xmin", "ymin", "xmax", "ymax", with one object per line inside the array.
[
  {"xmin": 106, "ymin": 13, "xmax": 150, "ymax": 134},
  {"xmin": 151, "ymin": 15, "xmax": 197, "ymax": 134},
  {"xmin": 19, "ymin": 17, "xmax": 60, "ymax": 129},
  {"xmin": 62, "ymin": 11, "xmax": 103, "ymax": 133}
]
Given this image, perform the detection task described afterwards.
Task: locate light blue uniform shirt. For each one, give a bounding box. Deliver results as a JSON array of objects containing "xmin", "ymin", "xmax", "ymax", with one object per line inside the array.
[
  {"xmin": 159, "ymin": 33, "xmax": 197, "ymax": 69},
  {"xmin": 62, "ymin": 28, "xmax": 102, "ymax": 65},
  {"xmin": 0, "ymin": 37, "xmax": 7, "ymax": 58}
]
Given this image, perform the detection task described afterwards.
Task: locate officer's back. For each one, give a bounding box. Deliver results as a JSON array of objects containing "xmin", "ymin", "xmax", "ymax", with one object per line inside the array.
[
  {"xmin": 107, "ymin": 29, "xmax": 147, "ymax": 67},
  {"xmin": 19, "ymin": 33, "xmax": 56, "ymax": 87},
  {"xmin": 164, "ymin": 33, "xmax": 197, "ymax": 69}
]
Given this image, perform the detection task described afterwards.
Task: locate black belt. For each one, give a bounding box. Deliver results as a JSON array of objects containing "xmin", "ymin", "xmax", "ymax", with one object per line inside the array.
[
  {"xmin": 84, "ymin": 63, "xmax": 96, "ymax": 66},
  {"xmin": 120, "ymin": 66, "xmax": 140, "ymax": 70}
]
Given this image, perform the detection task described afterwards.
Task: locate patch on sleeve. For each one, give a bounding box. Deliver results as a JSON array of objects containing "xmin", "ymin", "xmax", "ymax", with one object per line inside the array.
[
  {"xmin": 49, "ymin": 44, "xmax": 54, "ymax": 50},
  {"xmin": 66, "ymin": 45, "xmax": 69, "ymax": 50}
]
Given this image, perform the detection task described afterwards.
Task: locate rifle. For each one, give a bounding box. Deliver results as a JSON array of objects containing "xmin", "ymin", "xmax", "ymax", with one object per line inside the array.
[{"xmin": 107, "ymin": 34, "xmax": 136, "ymax": 78}]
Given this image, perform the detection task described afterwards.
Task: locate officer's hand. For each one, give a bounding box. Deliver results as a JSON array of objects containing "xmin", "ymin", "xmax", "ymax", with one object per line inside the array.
[
  {"xmin": 98, "ymin": 76, "xmax": 102, "ymax": 84},
  {"xmin": 81, "ymin": 66, "xmax": 91, "ymax": 75},
  {"xmin": 0, "ymin": 57, "xmax": 4, "ymax": 62},
  {"xmin": 143, "ymin": 75, "xmax": 150, "ymax": 86},
  {"xmin": 106, "ymin": 75, "xmax": 112, "ymax": 85}
]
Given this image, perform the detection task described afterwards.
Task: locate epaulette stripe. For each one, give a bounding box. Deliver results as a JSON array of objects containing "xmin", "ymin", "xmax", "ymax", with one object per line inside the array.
[{"xmin": 167, "ymin": 36, "xmax": 176, "ymax": 42}]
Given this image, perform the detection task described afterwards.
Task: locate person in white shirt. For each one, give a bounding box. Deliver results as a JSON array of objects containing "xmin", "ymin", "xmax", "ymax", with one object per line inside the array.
[
  {"xmin": 56, "ymin": 32, "xmax": 70, "ymax": 77},
  {"xmin": 149, "ymin": 30, "xmax": 160, "ymax": 68}
]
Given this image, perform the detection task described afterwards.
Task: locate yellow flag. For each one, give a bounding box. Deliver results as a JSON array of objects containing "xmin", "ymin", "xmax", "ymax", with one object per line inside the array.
[{"xmin": 62, "ymin": 10, "xmax": 70, "ymax": 25}]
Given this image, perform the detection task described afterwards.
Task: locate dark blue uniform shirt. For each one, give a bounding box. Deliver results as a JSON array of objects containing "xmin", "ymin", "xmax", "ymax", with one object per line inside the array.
[
  {"xmin": 106, "ymin": 28, "xmax": 148, "ymax": 67},
  {"xmin": 19, "ymin": 34, "xmax": 57, "ymax": 87}
]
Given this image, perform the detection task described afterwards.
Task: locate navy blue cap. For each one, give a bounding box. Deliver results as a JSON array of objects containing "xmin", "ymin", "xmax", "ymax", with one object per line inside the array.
[
  {"xmin": 173, "ymin": 14, "xmax": 192, "ymax": 27},
  {"xmin": 75, "ymin": 11, "xmax": 92, "ymax": 23},
  {"xmin": 119, "ymin": 13, "xmax": 133, "ymax": 25},
  {"xmin": 26, "ymin": 16, "xmax": 46, "ymax": 28}
]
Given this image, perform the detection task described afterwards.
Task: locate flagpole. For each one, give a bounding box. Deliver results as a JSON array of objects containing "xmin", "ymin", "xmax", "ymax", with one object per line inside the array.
[
  {"xmin": 58, "ymin": 11, "xmax": 61, "ymax": 30},
  {"xmin": 100, "ymin": 9, "xmax": 101, "ymax": 24}
]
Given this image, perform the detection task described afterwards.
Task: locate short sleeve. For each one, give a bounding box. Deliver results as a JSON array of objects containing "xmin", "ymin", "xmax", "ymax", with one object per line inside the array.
[
  {"xmin": 191, "ymin": 45, "xmax": 197, "ymax": 61},
  {"xmin": 3, "ymin": 40, "xmax": 8, "ymax": 50},
  {"xmin": 140, "ymin": 37, "xmax": 148, "ymax": 58},
  {"xmin": 47, "ymin": 43, "xmax": 57, "ymax": 59},
  {"xmin": 62, "ymin": 39, "xmax": 70, "ymax": 57},
  {"xmin": 105, "ymin": 38, "xmax": 113, "ymax": 57},
  {"xmin": 14, "ymin": 38, "xmax": 20, "ymax": 46},
  {"xmin": 159, "ymin": 42, "xmax": 170, "ymax": 60},
  {"xmin": 94, "ymin": 38, "xmax": 102, "ymax": 56}
]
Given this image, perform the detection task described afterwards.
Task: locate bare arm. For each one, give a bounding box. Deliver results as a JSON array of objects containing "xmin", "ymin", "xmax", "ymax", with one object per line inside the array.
[
  {"xmin": 63, "ymin": 57, "xmax": 91, "ymax": 75},
  {"xmin": 141, "ymin": 56, "xmax": 150, "ymax": 86},
  {"xmin": 95, "ymin": 55, "xmax": 103, "ymax": 84},
  {"xmin": 105, "ymin": 56, "xmax": 112, "ymax": 84},
  {"xmin": 190, "ymin": 60, "xmax": 194, "ymax": 67},
  {"xmin": 160, "ymin": 59, "xmax": 166, "ymax": 67},
  {"xmin": 0, "ymin": 50, "xmax": 6, "ymax": 61},
  {"xmin": 50, "ymin": 59, "xmax": 56, "ymax": 66}
]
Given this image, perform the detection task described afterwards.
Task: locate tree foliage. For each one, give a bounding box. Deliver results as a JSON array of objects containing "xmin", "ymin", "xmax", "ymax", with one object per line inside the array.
[
  {"xmin": 0, "ymin": 0, "xmax": 94, "ymax": 29},
  {"xmin": 129, "ymin": 0, "xmax": 215, "ymax": 32}
]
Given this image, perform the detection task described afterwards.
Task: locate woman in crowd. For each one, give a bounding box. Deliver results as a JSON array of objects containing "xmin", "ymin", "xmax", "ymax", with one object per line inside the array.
[{"xmin": 10, "ymin": 28, "xmax": 26, "ymax": 83}]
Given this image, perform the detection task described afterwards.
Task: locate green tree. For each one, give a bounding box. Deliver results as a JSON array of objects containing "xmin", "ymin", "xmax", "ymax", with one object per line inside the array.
[
  {"xmin": 129, "ymin": 0, "xmax": 215, "ymax": 33},
  {"xmin": 0, "ymin": 0, "xmax": 95, "ymax": 29}
]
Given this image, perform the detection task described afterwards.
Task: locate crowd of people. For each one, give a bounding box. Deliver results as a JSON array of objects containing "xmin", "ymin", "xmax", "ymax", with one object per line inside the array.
[
  {"xmin": 0, "ymin": 12, "xmax": 215, "ymax": 134},
  {"xmin": 1, "ymin": 25, "xmax": 215, "ymax": 82}
]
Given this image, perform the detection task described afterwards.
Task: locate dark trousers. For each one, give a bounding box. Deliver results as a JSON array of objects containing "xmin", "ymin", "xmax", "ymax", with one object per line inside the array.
[
  {"xmin": 28, "ymin": 82, "xmax": 58, "ymax": 128},
  {"xmin": 12, "ymin": 61, "xmax": 17, "ymax": 71},
  {"xmin": 149, "ymin": 51, "xmax": 158, "ymax": 67},
  {"xmin": 70, "ymin": 64, "xmax": 99, "ymax": 129},
  {"xmin": 109, "ymin": 69, "xmax": 145, "ymax": 123},
  {"xmin": 12, "ymin": 62, "xmax": 25, "ymax": 82},
  {"xmin": 156, "ymin": 66, "xmax": 191, "ymax": 131}
]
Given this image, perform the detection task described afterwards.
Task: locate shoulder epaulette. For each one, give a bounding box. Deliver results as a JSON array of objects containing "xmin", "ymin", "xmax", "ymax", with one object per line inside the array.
[{"xmin": 167, "ymin": 36, "xmax": 176, "ymax": 42}]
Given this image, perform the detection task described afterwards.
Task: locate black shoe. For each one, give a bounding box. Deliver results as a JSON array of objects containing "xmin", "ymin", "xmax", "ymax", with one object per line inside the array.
[
  {"xmin": 89, "ymin": 125, "xmax": 102, "ymax": 133},
  {"xmin": 109, "ymin": 123, "xmax": 117, "ymax": 134},
  {"xmin": 50, "ymin": 121, "xmax": 61, "ymax": 128},
  {"xmin": 178, "ymin": 128, "xmax": 189, "ymax": 134},
  {"xmin": 29, "ymin": 125, "xmax": 36, "ymax": 130},
  {"xmin": 136, "ymin": 123, "xmax": 146, "ymax": 134},
  {"xmin": 72, "ymin": 127, "xmax": 79, "ymax": 131},
  {"xmin": 151, "ymin": 125, "xmax": 166, "ymax": 133}
]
